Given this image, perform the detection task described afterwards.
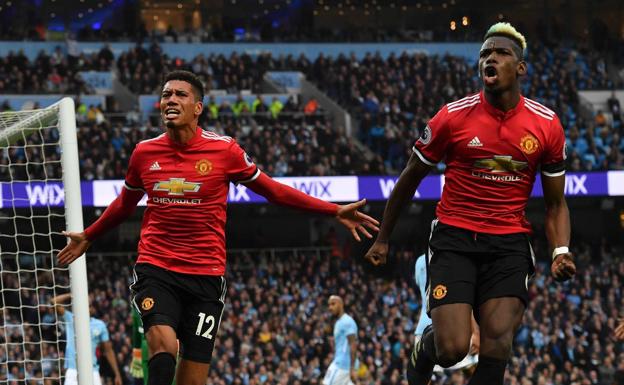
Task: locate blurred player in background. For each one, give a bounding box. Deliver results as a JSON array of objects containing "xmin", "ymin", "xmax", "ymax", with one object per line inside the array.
[
  {"xmin": 365, "ymin": 22, "xmax": 575, "ymax": 385},
  {"xmin": 413, "ymin": 254, "xmax": 432, "ymax": 340},
  {"xmin": 324, "ymin": 295, "xmax": 359, "ymax": 385},
  {"xmin": 414, "ymin": 254, "xmax": 479, "ymax": 380},
  {"xmin": 58, "ymin": 70, "xmax": 379, "ymax": 385},
  {"xmin": 52, "ymin": 293, "xmax": 122, "ymax": 385}
]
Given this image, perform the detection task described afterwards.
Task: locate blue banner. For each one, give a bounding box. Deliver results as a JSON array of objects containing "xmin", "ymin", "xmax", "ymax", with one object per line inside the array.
[
  {"xmin": 0, "ymin": 172, "xmax": 619, "ymax": 209},
  {"xmin": 266, "ymin": 72, "xmax": 302, "ymax": 91},
  {"xmin": 78, "ymin": 71, "xmax": 113, "ymax": 94},
  {"xmin": 0, "ymin": 182, "xmax": 93, "ymax": 208},
  {"xmin": 358, "ymin": 176, "xmax": 442, "ymax": 200},
  {"xmin": 531, "ymin": 173, "xmax": 609, "ymax": 197}
]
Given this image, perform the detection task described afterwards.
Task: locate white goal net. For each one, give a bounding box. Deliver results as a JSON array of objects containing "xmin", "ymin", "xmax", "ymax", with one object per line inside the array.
[{"xmin": 0, "ymin": 99, "xmax": 93, "ymax": 385}]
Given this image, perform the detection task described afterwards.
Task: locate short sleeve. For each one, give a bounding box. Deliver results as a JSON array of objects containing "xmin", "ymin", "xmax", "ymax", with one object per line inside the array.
[
  {"xmin": 414, "ymin": 256, "xmax": 426, "ymax": 287},
  {"xmin": 227, "ymin": 141, "xmax": 260, "ymax": 184},
  {"xmin": 125, "ymin": 145, "xmax": 144, "ymax": 191},
  {"xmin": 541, "ymin": 116, "xmax": 566, "ymax": 177},
  {"xmin": 98, "ymin": 321, "xmax": 110, "ymax": 343},
  {"xmin": 412, "ymin": 106, "xmax": 451, "ymax": 166},
  {"xmin": 344, "ymin": 318, "xmax": 358, "ymax": 336},
  {"xmin": 64, "ymin": 310, "xmax": 72, "ymax": 324}
]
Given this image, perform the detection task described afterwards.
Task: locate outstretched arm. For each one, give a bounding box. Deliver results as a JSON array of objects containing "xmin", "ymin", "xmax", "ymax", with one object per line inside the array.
[
  {"xmin": 245, "ymin": 172, "xmax": 379, "ymax": 241},
  {"xmin": 245, "ymin": 172, "xmax": 339, "ymax": 214},
  {"xmin": 365, "ymin": 154, "xmax": 431, "ymax": 265},
  {"xmin": 51, "ymin": 293, "xmax": 72, "ymax": 315},
  {"xmin": 542, "ymin": 174, "xmax": 575, "ymax": 281},
  {"xmin": 57, "ymin": 187, "xmax": 144, "ymax": 265}
]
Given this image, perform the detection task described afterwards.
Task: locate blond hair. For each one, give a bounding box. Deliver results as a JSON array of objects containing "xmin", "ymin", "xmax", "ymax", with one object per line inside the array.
[{"xmin": 484, "ymin": 22, "xmax": 527, "ymax": 57}]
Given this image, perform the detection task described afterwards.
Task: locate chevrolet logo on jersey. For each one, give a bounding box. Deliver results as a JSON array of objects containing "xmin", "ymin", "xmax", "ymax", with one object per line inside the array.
[
  {"xmin": 153, "ymin": 178, "xmax": 202, "ymax": 196},
  {"xmin": 474, "ymin": 156, "xmax": 528, "ymax": 173}
]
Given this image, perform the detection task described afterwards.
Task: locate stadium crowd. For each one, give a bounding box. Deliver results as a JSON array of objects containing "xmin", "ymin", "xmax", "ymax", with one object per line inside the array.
[
  {"xmin": 2, "ymin": 236, "xmax": 623, "ymax": 384},
  {"xmin": 1, "ymin": 41, "xmax": 624, "ymax": 174},
  {"xmin": 107, "ymin": 43, "xmax": 623, "ymax": 172},
  {"xmin": 116, "ymin": 45, "xmax": 264, "ymax": 94},
  {"xmin": 0, "ymin": 97, "xmax": 378, "ymax": 183},
  {"xmin": 305, "ymin": 45, "xmax": 621, "ymax": 171},
  {"xmin": 0, "ymin": 238, "xmax": 624, "ymax": 385},
  {"xmin": 0, "ymin": 46, "xmax": 114, "ymax": 94}
]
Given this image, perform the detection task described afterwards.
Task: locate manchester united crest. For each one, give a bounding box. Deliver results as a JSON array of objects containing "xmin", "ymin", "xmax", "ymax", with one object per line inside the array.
[
  {"xmin": 141, "ymin": 297, "xmax": 154, "ymax": 311},
  {"xmin": 519, "ymin": 135, "xmax": 539, "ymax": 155},
  {"xmin": 195, "ymin": 159, "xmax": 213, "ymax": 175},
  {"xmin": 432, "ymin": 285, "xmax": 448, "ymax": 300}
]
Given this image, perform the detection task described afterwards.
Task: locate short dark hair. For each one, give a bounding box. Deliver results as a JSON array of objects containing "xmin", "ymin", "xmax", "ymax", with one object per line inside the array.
[{"xmin": 162, "ymin": 70, "xmax": 204, "ymax": 102}]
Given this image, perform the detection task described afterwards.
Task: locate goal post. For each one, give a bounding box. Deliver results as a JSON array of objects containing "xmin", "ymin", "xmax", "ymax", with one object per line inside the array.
[
  {"xmin": 59, "ymin": 97, "xmax": 94, "ymax": 385},
  {"xmin": 0, "ymin": 97, "xmax": 93, "ymax": 385}
]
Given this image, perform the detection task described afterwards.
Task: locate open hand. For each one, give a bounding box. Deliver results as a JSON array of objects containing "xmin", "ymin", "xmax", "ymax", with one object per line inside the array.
[
  {"xmin": 57, "ymin": 231, "xmax": 91, "ymax": 266},
  {"xmin": 336, "ymin": 199, "xmax": 379, "ymax": 241},
  {"xmin": 551, "ymin": 252, "xmax": 576, "ymax": 282}
]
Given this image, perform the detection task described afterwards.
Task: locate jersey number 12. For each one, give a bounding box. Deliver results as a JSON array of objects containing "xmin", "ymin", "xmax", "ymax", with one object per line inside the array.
[{"xmin": 195, "ymin": 312, "xmax": 215, "ymax": 339}]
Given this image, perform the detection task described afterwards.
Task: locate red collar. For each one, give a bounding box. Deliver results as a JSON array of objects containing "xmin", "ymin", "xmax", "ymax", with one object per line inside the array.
[
  {"xmin": 166, "ymin": 126, "xmax": 202, "ymax": 148},
  {"xmin": 480, "ymin": 90, "xmax": 524, "ymax": 119}
]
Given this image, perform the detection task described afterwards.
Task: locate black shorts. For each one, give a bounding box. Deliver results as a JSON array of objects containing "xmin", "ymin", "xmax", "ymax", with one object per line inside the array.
[
  {"xmin": 130, "ymin": 263, "xmax": 226, "ymax": 363},
  {"xmin": 425, "ymin": 220, "xmax": 535, "ymax": 318}
]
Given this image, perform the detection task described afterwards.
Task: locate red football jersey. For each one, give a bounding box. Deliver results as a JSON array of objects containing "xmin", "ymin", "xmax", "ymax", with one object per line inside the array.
[
  {"xmin": 413, "ymin": 91, "xmax": 566, "ymax": 234},
  {"xmin": 125, "ymin": 128, "xmax": 259, "ymax": 275}
]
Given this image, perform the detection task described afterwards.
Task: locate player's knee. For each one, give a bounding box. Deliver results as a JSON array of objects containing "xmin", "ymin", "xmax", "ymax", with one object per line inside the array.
[
  {"xmin": 481, "ymin": 328, "xmax": 514, "ymax": 359},
  {"xmin": 151, "ymin": 342, "xmax": 178, "ymax": 358},
  {"xmin": 146, "ymin": 325, "xmax": 178, "ymax": 356},
  {"xmin": 481, "ymin": 335, "xmax": 513, "ymax": 360},
  {"xmin": 482, "ymin": 325, "xmax": 515, "ymax": 355},
  {"xmin": 437, "ymin": 348, "xmax": 469, "ymax": 368},
  {"xmin": 147, "ymin": 337, "xmax": 178, "ymax": 357},
  {"xmin": 435, "ymin": 338, "xmax": 470, "ymax": 368}
]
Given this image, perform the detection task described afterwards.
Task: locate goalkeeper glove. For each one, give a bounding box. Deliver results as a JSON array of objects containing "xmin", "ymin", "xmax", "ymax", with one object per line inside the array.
[{"xmin": 130, "ymin": 348, "xmax": 144, "ymax": 378}]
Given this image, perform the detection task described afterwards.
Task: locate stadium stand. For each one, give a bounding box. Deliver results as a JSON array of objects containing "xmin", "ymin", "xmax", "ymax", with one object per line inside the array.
[
  {"xmin": 1, "ymin": 2, "xmax": 624, "ymax": 383},
  {"xmin": 1, "ymin": 43, "xmax": 622, "ymax": 176},
  {"xmin": 2, "ymin": 242, "xmax": 622, "ymax": 384},
  {"xmin": 0, "ymin": 46, "xmax": 115, "ymax": 94},
  {"xmin": 302, "ymin": 45, "xmax": 618, "ymax": 172},
  {"xmin": 0, "ymin": 98, "xmax": 376, "ymax": 182},
  {"xmin": 117, "ymin": 48, "xmax": 264, "ymax": 94}
]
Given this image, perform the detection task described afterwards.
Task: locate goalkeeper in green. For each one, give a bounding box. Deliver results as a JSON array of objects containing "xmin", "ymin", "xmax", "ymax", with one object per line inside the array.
[
  {"xmin": 131, "ymin": 306, "xmax": 150, "ymax": 384},
  {"xmin": 131, "ymin": 306, "xmax": 177, "ymax": 384}
]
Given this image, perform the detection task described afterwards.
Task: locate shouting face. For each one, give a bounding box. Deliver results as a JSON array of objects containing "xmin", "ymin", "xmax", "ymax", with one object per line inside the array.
[
  {"xmin": 160, "ymin": 80, "xmax": 203, "ymax": 129},
  {"xmin": 478, "ymin": 36, "xmax": 526, "ymax": 93}
]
